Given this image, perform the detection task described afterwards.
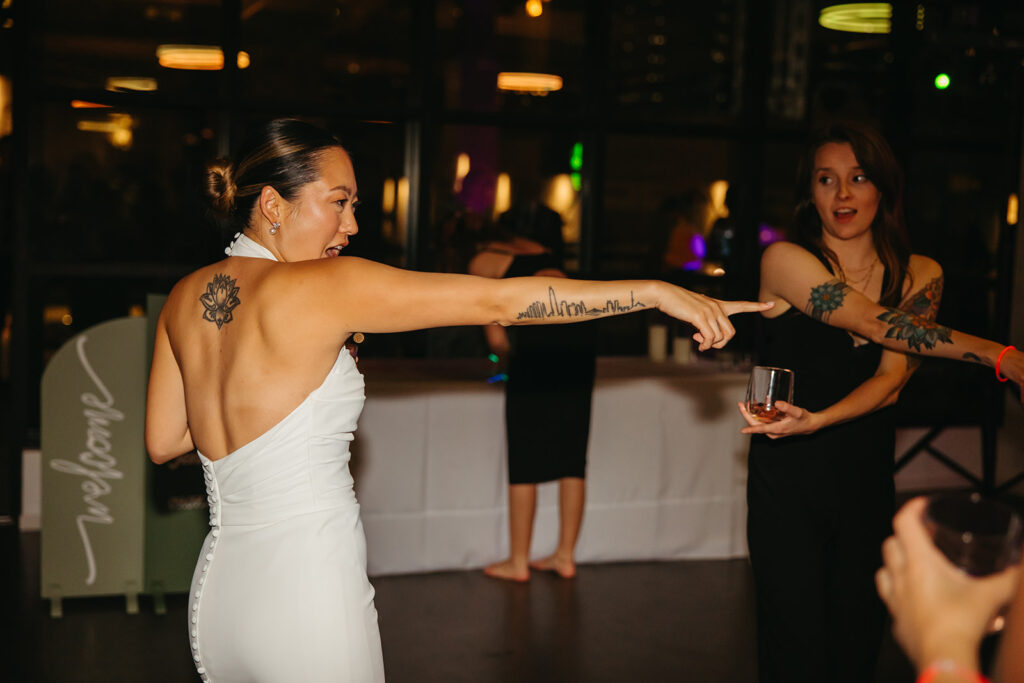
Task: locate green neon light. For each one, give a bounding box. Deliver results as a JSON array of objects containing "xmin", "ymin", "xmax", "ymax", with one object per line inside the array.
[
  {"xmin": 570, "ymin": 142, "xmax": 583, "ymax": 170},
  {"xmin": 570, "ymin": 172, "xmax": 582, "ymax": 192},
  {"xmin": 934, "ymin": 73, "xmax": 950, "ymax": 89}
]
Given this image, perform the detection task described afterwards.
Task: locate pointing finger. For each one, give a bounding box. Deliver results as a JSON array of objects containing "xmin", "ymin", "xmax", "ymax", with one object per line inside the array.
[{"xmin": 721, "ymin": 300, "xmax": 775, "ymax": 316}]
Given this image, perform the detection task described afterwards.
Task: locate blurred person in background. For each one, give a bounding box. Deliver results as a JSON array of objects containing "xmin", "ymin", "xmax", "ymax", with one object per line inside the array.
[{"xmin": 470, "ymin": 201, "xmax": 596, "ymax": 582}]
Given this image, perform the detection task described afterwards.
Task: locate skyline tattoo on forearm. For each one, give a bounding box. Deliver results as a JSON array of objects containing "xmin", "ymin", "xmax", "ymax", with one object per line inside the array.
[
  {"xmin": 200, "ymin": 273, "xmax": 241, "ymax": 329},
  {"xmin": 515, "ymin": 286, "xmax": 646, "ymax": 321},
  {"xmin": 805, "ymin": 279, "xmax": 850, "ymax": 322}
]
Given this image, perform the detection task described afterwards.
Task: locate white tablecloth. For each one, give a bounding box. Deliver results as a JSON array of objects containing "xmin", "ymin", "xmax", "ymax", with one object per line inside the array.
[{"xmin": 351, "ymin": 357, "xmax": 751, "ymax": 576}]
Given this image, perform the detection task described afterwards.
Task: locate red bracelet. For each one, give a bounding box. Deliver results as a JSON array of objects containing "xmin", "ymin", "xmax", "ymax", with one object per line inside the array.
[
  {"xmin": 917, "ymin": 661, "xmax": 990, "ymax": 683},
  {"xmin": 996, "ymin": 345, "xmax": 1015, "ymax": 383}
]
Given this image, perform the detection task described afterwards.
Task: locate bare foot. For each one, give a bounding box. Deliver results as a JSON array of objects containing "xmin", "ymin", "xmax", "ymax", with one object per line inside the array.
[
  {"xmin": 484, "ymin": 559, "xmax": 530, "ymax": 583},
  {"xmin": 529, "ymin": 553, "xmax": 576, "ymax": 579}
]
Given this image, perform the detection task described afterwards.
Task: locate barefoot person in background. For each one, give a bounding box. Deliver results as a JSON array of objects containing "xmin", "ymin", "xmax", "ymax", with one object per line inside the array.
[
  {"xmin": 145, "ymin": 118, "xmax": 774, "ymax": 682},
  {"xmin": 735, "ymin": 122, "xmax": 1024, "ymax": 683},
  {"xmin": 470, "ymin": 202, "xmax": 596, "ymax": 582}
]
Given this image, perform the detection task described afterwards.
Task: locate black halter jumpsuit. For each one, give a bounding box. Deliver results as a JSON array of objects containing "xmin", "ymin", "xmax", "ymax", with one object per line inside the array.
[{"xmin": 747, "ymin": 264, "xmax": 895, "ymax": 683}]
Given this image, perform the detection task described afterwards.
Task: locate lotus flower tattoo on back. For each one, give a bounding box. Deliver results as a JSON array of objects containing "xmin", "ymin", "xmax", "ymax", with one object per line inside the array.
[{"xmin": 200, "ymin": 273, "xmax": 241, "ymax": 329}]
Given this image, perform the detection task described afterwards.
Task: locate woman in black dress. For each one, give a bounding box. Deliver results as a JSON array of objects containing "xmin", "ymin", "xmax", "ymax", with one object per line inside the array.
[
  {"xmin": 470, "ymin": 202, "xmax": 596, "ymax": 582},
  {"xmin": 736, "ymin": 122, "xmax": 1024, "ymax": 682}
]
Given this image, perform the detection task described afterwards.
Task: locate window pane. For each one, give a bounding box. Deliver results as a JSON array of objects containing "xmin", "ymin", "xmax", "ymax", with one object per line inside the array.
[
  {"xmin": 429, "ymin": 124, "xmax": 585, "ymax": 274},
  {"xmin": 29, "ymin": 102, "xmax": 222, "ymax": 264},
  {"xmin": 327, "ymin": 120, "xmax": 409, "ymax": 268},
  {"xmin": 602, "ymin": 134, "xmax": 734, "ymax": 277},
  {"xmin": 33, "ymin": 0, "xmax": 224, "ymax": 101},
  {"xmin": 760, "ymin": 139, "xmax": 800, "ymax": 242},
  {"xmin": 239, "ymin": 0, "xmax": 414, "ymax": 111},
  {"xmin": 436, "ymin": 0, "xmax": 585, "ymax": 114},
  {"xmin": 600, "ymin": 134, "xmax": 736, "ymax": 355},
  {"xmin": 609, "ymin": 0, "xmax": 745, "ymax": 123}
]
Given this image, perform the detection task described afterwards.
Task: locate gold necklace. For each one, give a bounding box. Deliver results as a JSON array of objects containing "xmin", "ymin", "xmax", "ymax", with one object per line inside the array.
[{"xmin": 843, "ymin": 256, "xmax": 879, "ymax": 288}]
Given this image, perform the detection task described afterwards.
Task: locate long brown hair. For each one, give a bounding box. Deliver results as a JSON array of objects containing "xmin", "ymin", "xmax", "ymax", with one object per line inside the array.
[{"xmin": 793, "ymin": 122, "xmax": 910, "ymax": 306}]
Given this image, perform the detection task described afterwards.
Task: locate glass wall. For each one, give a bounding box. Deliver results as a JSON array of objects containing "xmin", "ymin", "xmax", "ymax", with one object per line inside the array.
[
  {"xmin": 608, "ymin": 0, "xmax": 746, "ymax": 124},
  {"xmin": 30, "ymin": 103, "xmax": 223, "ymax": 263},
  {"xmin": 3, "ymin": 0, "xmax": 1023, "ymax": 515},
  {"xmin": 436, "ymin": 0, "xmax": 586, "ymax": 115},
  {"xmin": 33, "ymin": 0, "xmax": 223, "ymax": 102},
  {"xmin": 239, "ymin": 1, "xmax": 415, "ymax": 112},
  {"xmin": 429, "ymin": 124, "xmax": 584, "ymax": 271}
]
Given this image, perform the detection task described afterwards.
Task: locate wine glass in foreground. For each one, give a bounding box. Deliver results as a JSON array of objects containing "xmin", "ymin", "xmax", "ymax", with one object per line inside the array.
[
  {"xmin": 923, "ymin": 492, "xmax": 1024, "ymax": 631},
  {"xmin": 745, "ymin": 366, "xmax": 794, "ymax": 423}
]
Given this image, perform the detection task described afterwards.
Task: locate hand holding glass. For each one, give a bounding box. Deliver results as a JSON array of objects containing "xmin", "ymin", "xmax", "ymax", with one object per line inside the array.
[
  {"xmin": 923, "ymin": 492, "xmax": 1024, "ymax": 578},
  {"xmin": 745, "ymin": 366, "xmax": 794, "ymax": 423},
  {"xmin": 923, "ymin": 493, "xmax": 1024, "ymax": 632}
]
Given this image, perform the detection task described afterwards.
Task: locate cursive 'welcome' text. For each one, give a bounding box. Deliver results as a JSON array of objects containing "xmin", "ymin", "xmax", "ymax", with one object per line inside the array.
[{"xmin": 49, "ymin": 335, "xmax": 125, "ymax": 586}]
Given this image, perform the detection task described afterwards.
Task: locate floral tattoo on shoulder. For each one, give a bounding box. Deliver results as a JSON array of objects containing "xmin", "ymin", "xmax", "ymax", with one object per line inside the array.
[
  {"xmin": 200, "ymin": 273, "xmax": 241, "ymax": 329},
  {"xmin": 805, "ymin": 279, "xmax": 850, "ymax": 322}
]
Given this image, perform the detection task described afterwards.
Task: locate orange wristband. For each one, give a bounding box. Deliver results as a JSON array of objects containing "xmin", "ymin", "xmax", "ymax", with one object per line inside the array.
[
  {"xmin": 917, "ymin": 661, "xmax": 989, "ymax": 683},
  {"xmin": 996, "ymin": 345, "xmax": 1015, "ymax": 383}
]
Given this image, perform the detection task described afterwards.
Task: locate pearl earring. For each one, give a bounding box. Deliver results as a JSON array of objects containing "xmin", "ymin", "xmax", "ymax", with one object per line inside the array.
[{"xmin": 270, "ymin": 222, "xmax": 281, "ymax": 235}]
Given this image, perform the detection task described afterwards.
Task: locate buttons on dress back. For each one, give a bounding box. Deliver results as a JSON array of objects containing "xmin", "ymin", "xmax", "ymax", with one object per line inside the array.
[{"xmin": 192, "ymin": 461, "xmax": 221, "ymax": 681}]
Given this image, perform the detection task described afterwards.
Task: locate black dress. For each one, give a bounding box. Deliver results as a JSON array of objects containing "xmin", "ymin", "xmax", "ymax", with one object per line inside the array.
[
  {"xmin": 747, "ymin": 265, "xmax": 895, "ymax": 683},
  {"xmin": 503, "ymin": 253, "xmax": 596, "ymax": 484}
]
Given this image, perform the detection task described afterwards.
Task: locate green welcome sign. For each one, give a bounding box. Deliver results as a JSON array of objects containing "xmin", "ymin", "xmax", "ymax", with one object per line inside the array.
[{"xmin": 41, "ymin": 317, "xmax": 148, "ymax": 616}]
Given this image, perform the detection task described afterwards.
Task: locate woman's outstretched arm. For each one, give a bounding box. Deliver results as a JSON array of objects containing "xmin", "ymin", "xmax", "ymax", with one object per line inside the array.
[
  {"xmin": 740, "ymin": 256, "xmax": 943, "ymax": 438},
  {"xmin": 300, "ymin": 256, "xmax": 773, "ymax": 351},
  {"xmin": 759, "ymin": 242, "xmax": 1024, "ymax": 397}
]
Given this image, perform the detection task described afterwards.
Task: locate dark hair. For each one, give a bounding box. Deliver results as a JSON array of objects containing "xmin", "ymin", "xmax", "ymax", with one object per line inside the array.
[
  {"xmin": 793, "ymin": 122, "xmax": 910, "ymax": 306},
  {"xmin": 496, "ymin": 200, "xmax": 566, "ymax": 263},
  {"xmin": 205, "ymin": 119, "xmax": 345, "ymax": 232}
]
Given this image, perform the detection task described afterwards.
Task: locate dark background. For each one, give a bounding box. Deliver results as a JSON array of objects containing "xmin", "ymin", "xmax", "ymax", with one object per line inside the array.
[{"xmin": 1, "ymin": 0, "xmax": 1023, "ymax": 517}]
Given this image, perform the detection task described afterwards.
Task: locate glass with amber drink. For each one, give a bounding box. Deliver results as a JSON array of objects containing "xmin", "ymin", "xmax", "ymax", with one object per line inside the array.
[{"xmin": 745, "ymin": 366, "xmax": 794, "ymax": 422}]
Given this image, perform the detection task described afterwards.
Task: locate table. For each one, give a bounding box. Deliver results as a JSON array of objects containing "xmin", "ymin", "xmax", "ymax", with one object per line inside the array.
[{"xmin": 351, "ymin": 357, "xmax": 752, "ymax": 576}]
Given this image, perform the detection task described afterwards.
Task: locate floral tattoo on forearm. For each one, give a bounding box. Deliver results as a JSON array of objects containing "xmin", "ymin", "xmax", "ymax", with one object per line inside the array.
[
  {"xmin": 515, "ymin": 286, "xmax": 645, "ymax": 321},
  {"xmin": 902, "ymin": 275, "xmax": 944, "ymax": 319},
  {"xmin": 200, "ymin": 273, "xmax": 241, "ymax": 329},
  {"xmin": 898, "ymin": 275, "xmax": 944, "ymax": 369},
  {"xmin": 805, "ymin": 279, "xmax": 850, "ymax": 322},
  {"xmin": 876, "ymin": 308, "xmax": 952, "ymax": 352}
]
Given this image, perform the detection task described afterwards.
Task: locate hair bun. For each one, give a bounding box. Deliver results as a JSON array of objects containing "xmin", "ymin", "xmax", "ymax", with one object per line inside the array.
[{"xmin": 205, "ymin": 158, "xmax": 237, "ymax": 215}]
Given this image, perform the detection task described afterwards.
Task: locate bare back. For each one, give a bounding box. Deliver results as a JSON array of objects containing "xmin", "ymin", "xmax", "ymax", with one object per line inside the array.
[{"xmin": 152, "ymin": 256, "xmax": 350, "ymax": 461}]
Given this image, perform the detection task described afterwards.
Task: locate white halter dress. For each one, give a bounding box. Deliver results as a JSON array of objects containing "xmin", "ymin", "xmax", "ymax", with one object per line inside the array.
[{"xmin": 187, "ymin": 234, "xmax": 385, "ymax": 682}]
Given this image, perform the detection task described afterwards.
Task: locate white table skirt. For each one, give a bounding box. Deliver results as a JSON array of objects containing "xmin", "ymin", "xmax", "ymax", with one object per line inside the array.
[{"xmin": 351, "ymin": 358, "xmax": 752, "ymax": 576}]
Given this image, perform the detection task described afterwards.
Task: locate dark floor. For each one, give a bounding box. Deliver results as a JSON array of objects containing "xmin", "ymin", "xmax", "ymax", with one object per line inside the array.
[{"xmin": 6, "ymin": 526, "xmax": 927, "ymax": 683}]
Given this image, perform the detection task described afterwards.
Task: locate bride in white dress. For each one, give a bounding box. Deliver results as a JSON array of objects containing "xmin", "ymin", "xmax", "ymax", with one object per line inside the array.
[{"xmin": 144, "ymin": 118, "xmax": 772, "ymax": 682}]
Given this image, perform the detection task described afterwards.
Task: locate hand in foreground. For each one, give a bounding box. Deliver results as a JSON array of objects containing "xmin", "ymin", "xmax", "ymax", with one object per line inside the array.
[
  {"xmin": 875, "ymin": 497, "xmax": 1021, "ymax": 673},
  {"xmin": 658, "ymin": 285, "xmax": 773, "ymax": 352},
  {"xmin": 736, "ymin": 400, "xmax": 823, "ymax": 438}
]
